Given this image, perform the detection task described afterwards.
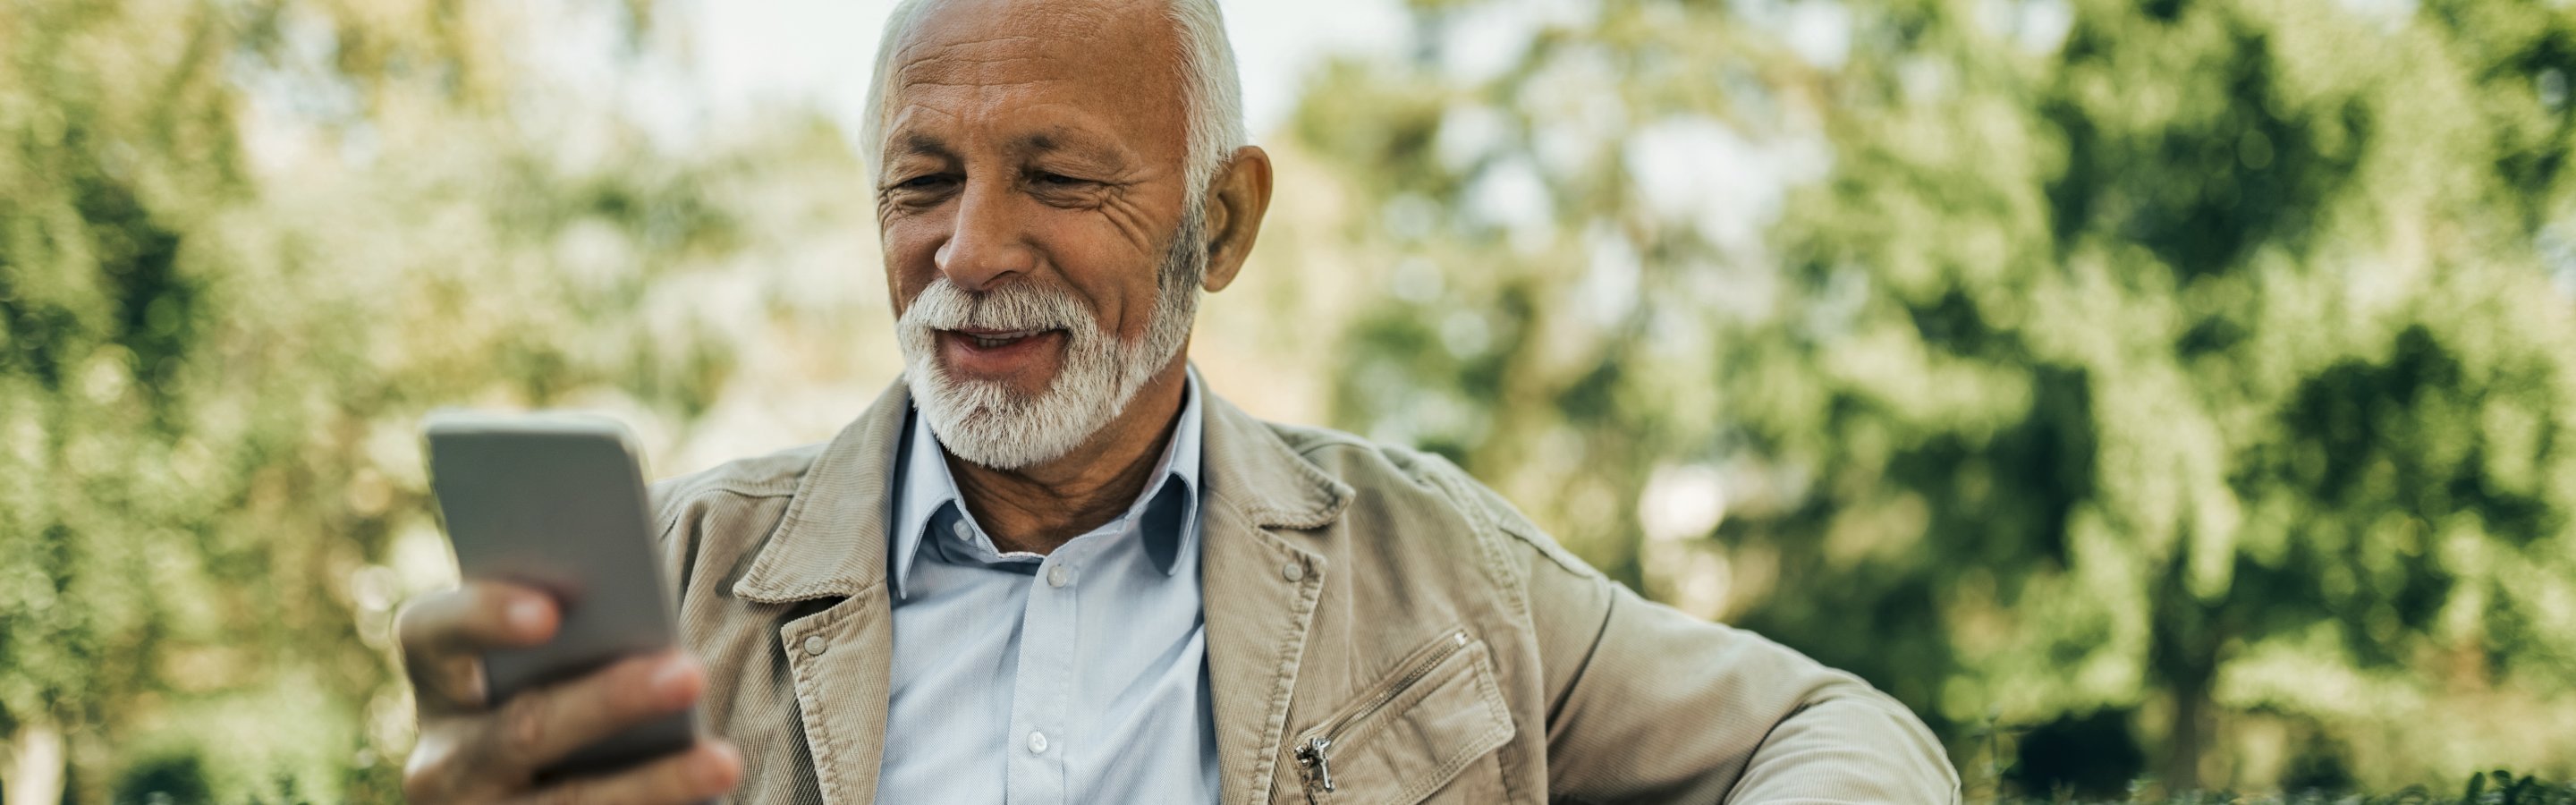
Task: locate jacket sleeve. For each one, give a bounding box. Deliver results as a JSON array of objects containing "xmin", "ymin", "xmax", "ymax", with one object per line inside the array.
[{"xmin": 1517, "ymin": 528, "xmax": 1962, "ymax": 803}]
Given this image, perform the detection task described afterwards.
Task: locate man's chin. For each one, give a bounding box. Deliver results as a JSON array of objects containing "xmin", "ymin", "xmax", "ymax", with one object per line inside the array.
[
  {"xmin": 916, "ymin": 380, "xmax": 1098, "ymax": 471},
  {"xmin": 926, "ymin": 367, "xmax": 1062, "ymax": 407}
]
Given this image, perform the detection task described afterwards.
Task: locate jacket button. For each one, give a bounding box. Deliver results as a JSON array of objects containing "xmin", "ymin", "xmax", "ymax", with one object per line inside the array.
[
  {"xmin": 1282, "ymin": 562, "xmax": 1304, "ymax": 582},
  {"xmin": 803, "ymin": 634, "xmax": 827, "ymax": 656}
]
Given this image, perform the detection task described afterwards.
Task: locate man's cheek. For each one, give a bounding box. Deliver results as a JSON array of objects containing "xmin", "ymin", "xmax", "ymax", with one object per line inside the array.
[
  {"xmin": 883, "ymin": 259, "xmax": 935, "ymax": 318},
  {"xmin": 886, "ymin": 237, "xmax": 939, "ymax": 281}
]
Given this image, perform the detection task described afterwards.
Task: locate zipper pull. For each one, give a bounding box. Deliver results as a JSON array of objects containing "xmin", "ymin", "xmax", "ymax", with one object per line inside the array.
[{"xmin": 1293, "ymin": 735, "xmax": 1336, "ymax": 794}]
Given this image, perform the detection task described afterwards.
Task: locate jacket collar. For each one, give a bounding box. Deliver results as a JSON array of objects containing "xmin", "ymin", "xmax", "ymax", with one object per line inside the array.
[
  {"xmin": 730, "ymin": 378, "xmax": 909, "ymax": 604},
  {"xmin": 729, "ymin": 371, "xmax": 1352, "ymax": 604},
  {"xmin": 1197, "ymin": 390, "xmax": 1352, "ymax": 531}
]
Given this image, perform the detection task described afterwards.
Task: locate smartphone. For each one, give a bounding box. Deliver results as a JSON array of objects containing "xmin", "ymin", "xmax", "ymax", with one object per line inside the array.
[{"xmin": 424, "ymin": 411, "xmax": 696, "ymax": 779}]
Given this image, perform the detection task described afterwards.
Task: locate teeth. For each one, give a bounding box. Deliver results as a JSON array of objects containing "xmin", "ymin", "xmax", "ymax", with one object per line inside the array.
[{"xmin": 962, "ymin": 329, "xmax": 1040, "ymax": 348}]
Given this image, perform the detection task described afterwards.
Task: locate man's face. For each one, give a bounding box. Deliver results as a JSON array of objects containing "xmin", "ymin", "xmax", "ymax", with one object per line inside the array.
[{"xmin": 876, "ymin": 0, "xmax": 1202, "ymax": 469}]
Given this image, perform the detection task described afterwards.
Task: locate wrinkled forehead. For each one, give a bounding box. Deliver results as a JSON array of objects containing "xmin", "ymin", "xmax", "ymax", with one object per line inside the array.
[{"xmin": 885, "ymin": 0, "xmax": 1189, "ymax": 148}]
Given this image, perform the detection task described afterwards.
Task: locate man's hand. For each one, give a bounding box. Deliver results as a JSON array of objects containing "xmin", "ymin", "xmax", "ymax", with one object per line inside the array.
[{"xmin": 395, "ymin": 580, "xmax": 741, "ymax": 803}]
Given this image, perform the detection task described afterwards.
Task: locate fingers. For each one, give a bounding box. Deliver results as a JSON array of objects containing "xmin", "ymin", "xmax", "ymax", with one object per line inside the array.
[
  {"xmin": 479, "ymin": 651, "xmax": 705, "ymax": 775},
  {"xmin": 403, "ymin": 651, "xmax": 709, "ymax": 803},
  {"xmin": 398, "ymin": 581, "xmax": 558, "ymax": 712},
  {"xmin": 507, "ymin": 741, "xmax": 741, "ymax": 805}
]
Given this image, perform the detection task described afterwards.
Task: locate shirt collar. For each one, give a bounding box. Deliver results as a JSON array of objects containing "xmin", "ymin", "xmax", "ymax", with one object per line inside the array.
[{"xmin": 890, "ymin": 368, "xmax": 1206, "ymax": 599}]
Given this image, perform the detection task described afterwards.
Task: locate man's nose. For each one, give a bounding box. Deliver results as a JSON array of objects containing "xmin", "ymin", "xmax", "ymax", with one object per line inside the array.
[{"xmin": 935, "ymin": 179, "xmax": 1036, "ymax": 292}]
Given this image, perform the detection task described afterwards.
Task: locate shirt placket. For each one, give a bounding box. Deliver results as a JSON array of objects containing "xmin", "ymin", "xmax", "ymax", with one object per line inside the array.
[{"xmin": 1004, "ymin": 530, "xmax": 1100, "ymax": 804}]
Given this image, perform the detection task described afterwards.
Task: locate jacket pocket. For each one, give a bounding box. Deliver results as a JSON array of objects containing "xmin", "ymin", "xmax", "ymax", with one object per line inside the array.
[{"xmin": 1285, "ymin": 629, "xmax": 1516, "ymax": 805}]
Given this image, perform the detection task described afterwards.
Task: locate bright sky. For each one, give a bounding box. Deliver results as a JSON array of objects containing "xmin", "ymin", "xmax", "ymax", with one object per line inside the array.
[{"xmin": 682, "ymin": 0, "xmax": 1412, "ymax": 140}]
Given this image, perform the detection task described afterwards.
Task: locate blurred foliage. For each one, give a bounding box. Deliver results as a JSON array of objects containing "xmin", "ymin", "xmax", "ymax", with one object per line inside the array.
[
  {"xmin": 1298, "ymin": 0, "xmax": 2576, "ymax": 797},
  {"xmin": 0, "ymin": 0, "xmax": 840, "ymax": 801},
  {"xmin": 7, "ymin": 0, "xmax": 2576, "ymax": 800}
]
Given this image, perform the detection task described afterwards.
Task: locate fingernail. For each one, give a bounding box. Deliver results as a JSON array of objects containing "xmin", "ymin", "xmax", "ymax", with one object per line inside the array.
[
  {"xmin": 697, "ymin": 742, "xmax": 741, "ymax": 789},
  {"xmin": 653, "ymin": 656, "xmax": 699, "ymax": 699},
  {"xmin": 507, "ymin": 598, "xmax": 549, "ymax": 635}
]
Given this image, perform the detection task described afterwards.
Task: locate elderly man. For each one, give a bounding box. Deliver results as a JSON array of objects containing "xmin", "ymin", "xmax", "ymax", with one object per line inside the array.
[{"xmin": 395, "ymin": 0, "xmax": 1959, "ymax": 801}]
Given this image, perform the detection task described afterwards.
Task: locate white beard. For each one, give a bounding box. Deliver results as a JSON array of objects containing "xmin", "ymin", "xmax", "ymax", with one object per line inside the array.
[{"xmin": 895, "ymin": 212, "xmax": 1204, "ymax": 470}]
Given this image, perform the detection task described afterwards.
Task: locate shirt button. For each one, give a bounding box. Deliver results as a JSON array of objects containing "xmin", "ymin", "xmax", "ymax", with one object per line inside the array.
[
  {"xmin": 951, "ymin": 521, "xmax": 972, "ymax": 541},
  {"xmin": 1282, "ymin": 562, "xmax": 1305, "ymax": 582},
  {"xmin": 803, "ymin": 634, "xmax": 827, "ymax": 656},
  {"xmin": 1027, "ymin": 731, "xmax": 1049, "ymax": 754},
  {"xmin": 1046, "ymin": 565, "xmax": 1071, "ymax": 588}
]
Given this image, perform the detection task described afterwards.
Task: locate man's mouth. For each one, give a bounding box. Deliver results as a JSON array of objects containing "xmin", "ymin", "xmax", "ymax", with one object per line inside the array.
[
  {"xmin": 936, "ymin": 326, "xmax": 1071, "ymax": 378},
  {"xmin": 954, "ymin": 327, "xmax": 1050, "ymax": 349}
]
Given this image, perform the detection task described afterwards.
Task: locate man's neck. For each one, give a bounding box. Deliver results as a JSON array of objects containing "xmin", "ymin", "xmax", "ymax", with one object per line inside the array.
[{"xmin": 945, "ymin": 359, "xmax": 1191, "ymax": 555}]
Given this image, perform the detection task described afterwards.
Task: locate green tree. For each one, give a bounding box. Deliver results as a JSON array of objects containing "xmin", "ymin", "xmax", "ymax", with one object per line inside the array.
[
  {"xmin": 1296, "ymin": 0, "xmax": 2576, "ymax": 793},
  {"xmin": 0, "ymin": 1, "xmax": 796, "ymax": 800}
]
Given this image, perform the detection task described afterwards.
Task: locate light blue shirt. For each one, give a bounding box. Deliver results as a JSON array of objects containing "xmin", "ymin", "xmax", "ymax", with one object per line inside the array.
[{"xmin": 875, "ymin": 372, "xmax": 1218, "ymax": 804}]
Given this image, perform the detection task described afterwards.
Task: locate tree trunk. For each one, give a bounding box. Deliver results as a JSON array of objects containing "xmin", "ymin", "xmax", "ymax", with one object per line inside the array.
[
  {"xmin": 6, "ymin": 720, "xmax": 66, "ymax": 805},
  {"xmin": 2165, "ymin": 680, "xmax": 2213, "ymax": 792}
]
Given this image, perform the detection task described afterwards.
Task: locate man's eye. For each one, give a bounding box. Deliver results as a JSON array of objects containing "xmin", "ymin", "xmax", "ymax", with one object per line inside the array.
[
  {"xmin": 1033, "ymin": 172, "xmax": 1092, "ymax": 188},
  {"xmin": 896, "ymin": 174, "xmax": 953, "ymax": 191}
]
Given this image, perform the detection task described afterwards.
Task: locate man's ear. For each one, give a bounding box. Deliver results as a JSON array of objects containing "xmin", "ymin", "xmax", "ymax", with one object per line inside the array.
[{"xmin": 1199, "ymin": 145, "xmax": 1273, "ymax": 293}]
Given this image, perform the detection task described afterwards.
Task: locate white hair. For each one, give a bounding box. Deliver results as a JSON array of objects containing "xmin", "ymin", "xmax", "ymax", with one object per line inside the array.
[{"xmin": 860, "ymin": 0, "xmax": 1248, "ymax": 208}]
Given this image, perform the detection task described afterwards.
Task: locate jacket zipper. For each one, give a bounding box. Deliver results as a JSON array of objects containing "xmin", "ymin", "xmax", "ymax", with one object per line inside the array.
[{"xmin": 1294, "ymin": 630, "xmax": 1471, "ymax": 802}]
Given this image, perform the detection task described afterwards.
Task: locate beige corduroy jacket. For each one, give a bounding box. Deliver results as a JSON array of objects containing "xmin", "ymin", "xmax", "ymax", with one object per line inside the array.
[{"xmin": 648, "ymin": 377, "xmax": 1960, "ymax": 804}]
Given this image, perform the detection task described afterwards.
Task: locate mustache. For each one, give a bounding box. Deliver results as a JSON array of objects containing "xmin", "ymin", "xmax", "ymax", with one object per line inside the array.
[{"xmin": 898, "ymin": 278, "xmax": 1097, "ymax": 334}]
